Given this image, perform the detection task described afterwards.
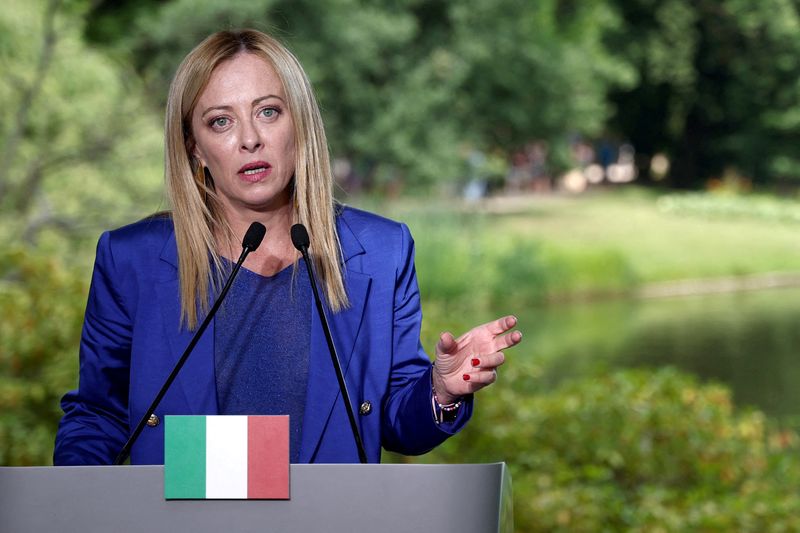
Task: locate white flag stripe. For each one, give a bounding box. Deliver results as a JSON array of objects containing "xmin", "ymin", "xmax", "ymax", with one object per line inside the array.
[{"xmin": 205, "ymin": 415, "xmax": 248, "ymax": 499}]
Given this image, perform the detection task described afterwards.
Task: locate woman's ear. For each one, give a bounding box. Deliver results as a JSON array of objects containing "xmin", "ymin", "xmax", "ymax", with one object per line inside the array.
[
  {"xmin": 185, "ymin": 131, "xmax": 204, "ymax": 168},
  {"xmin": 192, "ymin": 146, "xmax": 206, "ymax": 169}
]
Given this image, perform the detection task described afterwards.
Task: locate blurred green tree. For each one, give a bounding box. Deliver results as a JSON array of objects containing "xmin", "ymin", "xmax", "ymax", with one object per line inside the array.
[
  {"xmin": 607, "ymin": 0, "xmax": 800, "ymax": 188},
  {"xmin": 0, "ymin": 0, "xmax": 163, "ymax": 251},
  {"xmin": 84, "ymin": 0, "xmax": 800, "ymax": 189},
  {"xmin": 0, "ymin": 0, "xmax": 163, "ymax": 465},
  {"xmin": 87, "ymin": 0, "xmax": 635, "ymax": 189}
]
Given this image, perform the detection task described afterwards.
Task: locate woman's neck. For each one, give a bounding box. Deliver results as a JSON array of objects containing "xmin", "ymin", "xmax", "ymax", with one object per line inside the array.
[{"xmin": 219, "ymin": 202, "xmax": 298, "ymax": 277}]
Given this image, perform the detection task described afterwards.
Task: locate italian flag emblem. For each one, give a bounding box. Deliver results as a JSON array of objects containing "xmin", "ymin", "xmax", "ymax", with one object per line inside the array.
[{"xmin": 164, "ymin": 415, "xmax": 290, "ymax": 499}]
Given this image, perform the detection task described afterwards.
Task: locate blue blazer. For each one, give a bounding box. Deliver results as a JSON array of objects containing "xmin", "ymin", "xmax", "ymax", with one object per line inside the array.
[{"xmin": 54, "ymin": 207, "xmax": 471, "ymax": 465}]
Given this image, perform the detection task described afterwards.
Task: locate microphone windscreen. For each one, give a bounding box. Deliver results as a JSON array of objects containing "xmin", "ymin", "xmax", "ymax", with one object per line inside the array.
[
  {"xmin": 242, "ymin": 222, "xmax": 267, "ymax": 251},
  {"xmin": 291, "ymin": 223, "xmax": 310, "ymax": 251}
]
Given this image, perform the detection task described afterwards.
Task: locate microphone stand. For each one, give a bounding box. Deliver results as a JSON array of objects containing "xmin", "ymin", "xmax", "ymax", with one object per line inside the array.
[
  {"xmin": 113, "ymin": 223, "xmax": 265, "ymax": 465},
  {"xmin": 292, "ymin": 224, "xmax": 368, "ymax": 464}
]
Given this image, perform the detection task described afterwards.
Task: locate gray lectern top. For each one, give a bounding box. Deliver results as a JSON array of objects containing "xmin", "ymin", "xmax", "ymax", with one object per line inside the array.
[{"xmin": 0, "ymin": 463, "xmax": 512, "ymax": 533}]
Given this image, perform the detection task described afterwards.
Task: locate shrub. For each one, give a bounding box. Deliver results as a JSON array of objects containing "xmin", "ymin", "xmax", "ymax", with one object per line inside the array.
[
  {"xmin": 0, "ymin": 247, "xmax": 85, "ymax": 465},
  {"xmin": 424, "ymin": 368, "xmax": 800, "ymax": 531}
]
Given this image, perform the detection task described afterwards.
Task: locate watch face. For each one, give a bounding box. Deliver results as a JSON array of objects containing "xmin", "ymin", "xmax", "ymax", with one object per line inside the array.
[
  {"xmin": 440, "ymin": 406, "xmax": 459, "ymax": 424},
  {"xmin": 436, "ymin": 400, "xmax": 462, "ymax": 424}
]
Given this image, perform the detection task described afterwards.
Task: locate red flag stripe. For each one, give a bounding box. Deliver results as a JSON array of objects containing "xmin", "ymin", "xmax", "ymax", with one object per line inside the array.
[{"xmin": 247, "ymin": 416, "xmax": 290, "ymax": 499}]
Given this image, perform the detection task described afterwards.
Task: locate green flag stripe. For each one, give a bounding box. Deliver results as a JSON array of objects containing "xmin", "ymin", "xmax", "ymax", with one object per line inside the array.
[{"xmin": 164, "ymin": 415, "xmax": 206, "ymax": 499}]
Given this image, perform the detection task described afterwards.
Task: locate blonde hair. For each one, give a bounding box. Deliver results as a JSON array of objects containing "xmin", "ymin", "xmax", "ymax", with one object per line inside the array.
[{"xmin": 165, "ymin": 29, "xmax": 347, "ymax": 329}]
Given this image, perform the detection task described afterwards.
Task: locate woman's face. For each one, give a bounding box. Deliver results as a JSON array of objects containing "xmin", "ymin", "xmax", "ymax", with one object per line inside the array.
[{"xmin": 191, "ymin": 52, "xmax": 296, "ymax": 216}]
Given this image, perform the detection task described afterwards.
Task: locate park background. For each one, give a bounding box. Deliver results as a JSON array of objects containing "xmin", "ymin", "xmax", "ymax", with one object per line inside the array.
[{"xmin": 3, "ymin": 0, "xmax": 800, "ymax": 530}]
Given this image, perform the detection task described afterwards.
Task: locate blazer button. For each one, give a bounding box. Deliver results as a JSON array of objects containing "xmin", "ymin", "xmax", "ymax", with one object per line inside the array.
[
  {"xmin": 146, "ymin": 414, "xmax": 160, "ymax": 427},
  {"xmin": 359, "ymin": 401, "xmax": 372, "ymax": 416}
]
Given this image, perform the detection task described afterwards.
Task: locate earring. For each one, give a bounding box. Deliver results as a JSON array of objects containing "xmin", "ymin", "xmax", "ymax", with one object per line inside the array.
[
  {"xmin": 194, "ymin": 164, "xmax": 204, "ymax": 186},
  {"xmin": 194, "ymin": 164, "xmax": 209, "ymax": 204}
]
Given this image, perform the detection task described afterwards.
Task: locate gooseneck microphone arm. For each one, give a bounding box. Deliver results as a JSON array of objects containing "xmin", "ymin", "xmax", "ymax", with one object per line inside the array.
[
  {"xmin": 113, "ymin": 222, "xmax": 267, "ymax": 465},
  {"xmin": 291, "ymin": 223, "xmax": 368, "ymax": 464}
]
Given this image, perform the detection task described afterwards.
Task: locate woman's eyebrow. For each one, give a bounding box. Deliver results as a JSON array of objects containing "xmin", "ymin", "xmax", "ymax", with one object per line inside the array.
[
  {"xmin": 252, "ymin": 94, "xmax": 285, "ymax": 106},
  {"xmin": 200, "ymin": 95, "xmax": 285, "ymax": 118},
  {"xmin": 200, "ymin": 104, "xmax": 233, "ymax": 118}
]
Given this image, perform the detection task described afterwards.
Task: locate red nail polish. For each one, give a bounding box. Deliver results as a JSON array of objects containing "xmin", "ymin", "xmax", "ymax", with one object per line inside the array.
[
  {"xmin": 463, "ymin": 374, "xmax": 470, "ymax": 381},
  {"xmin": 471, "ymin": 358, "xmax": 480, "ymax": 367}
]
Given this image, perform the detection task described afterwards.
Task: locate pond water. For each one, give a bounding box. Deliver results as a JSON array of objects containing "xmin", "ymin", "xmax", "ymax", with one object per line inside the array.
[{"xmin": 520, "ymin": 287, "xmax": 800, "ymax": 424}]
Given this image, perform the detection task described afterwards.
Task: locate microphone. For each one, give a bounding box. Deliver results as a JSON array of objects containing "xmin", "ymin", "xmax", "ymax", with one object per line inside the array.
[
  {"xmin": 291, "ymin": 223, "xmax": 368, "ymax": 464},
  {"xmin": 243, "ymin": 222, "xmax": 267, "ymax": 252},
  {"xmin": 290, "ymin": 223, "xmax": 310, "ymax": 250},
  {"xmin": 113, "ymin": 221, "xmax": 267, "ymax": 465}
]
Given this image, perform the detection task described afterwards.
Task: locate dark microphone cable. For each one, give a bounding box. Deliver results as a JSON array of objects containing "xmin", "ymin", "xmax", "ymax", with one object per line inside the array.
[{"xmin": 113, "ymin": 222, "xmax": 267, "ymax": 465}]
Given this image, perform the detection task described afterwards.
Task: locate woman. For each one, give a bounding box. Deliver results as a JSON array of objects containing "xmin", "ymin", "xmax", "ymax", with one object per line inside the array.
[{"xmin": 54, "ymin": 29, "xmax": 521, "ymax": 465}]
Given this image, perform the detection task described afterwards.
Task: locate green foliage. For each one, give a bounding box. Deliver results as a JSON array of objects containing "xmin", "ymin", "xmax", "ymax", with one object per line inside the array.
[
  {"xmin": 80, "ymin": 0, "xmax": 800, "ymax": 188},
  {"xmin": 0, "ymin": 0, "xmax": 163, "ymax": 247},
  {"xmin": 424, "ymin": 368, "xmax": 800, "ymax": 531},
  {"xmin": 0, "ymin": 247, "xmax": 85, "ymax": 465},
  {"xmin": 507, "ymin": 244, "xmax": 637, "ymax": 302},
  {"xmin": 112, "ymin": 0, "xmax": 634, "ymax": 187},
  {"xmin": 0, "ymin": 0, "xmax": 163, "ymax": 464},
  {"xmin": 608, "ymin": 0, "xmax": 800, "ymax": 186}
]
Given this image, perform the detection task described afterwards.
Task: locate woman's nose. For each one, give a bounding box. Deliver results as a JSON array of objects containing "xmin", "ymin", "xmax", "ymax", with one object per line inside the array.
[{"xmin": 239, "ymin": 120, "xmax": 262, "ymax": 152}]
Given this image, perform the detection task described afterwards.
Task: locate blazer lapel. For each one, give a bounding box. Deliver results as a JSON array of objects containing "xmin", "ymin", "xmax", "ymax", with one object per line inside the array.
[
  {"xmin": 156, "ymin": 231, "xmax": 218, "ymax": 415},
  {"xmin": 299, "ymin": 217, "xmax": 371, "ymax": 462}
]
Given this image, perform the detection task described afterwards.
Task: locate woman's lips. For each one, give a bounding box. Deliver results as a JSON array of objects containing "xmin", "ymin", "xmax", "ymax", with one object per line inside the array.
[{"xmin": 238, "ymin": 162, "xmax": 272, "ymax": 182}]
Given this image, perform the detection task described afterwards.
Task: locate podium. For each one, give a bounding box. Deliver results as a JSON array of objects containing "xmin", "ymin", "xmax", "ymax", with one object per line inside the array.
[{"xmin": 0, "ymin": 463, "xmax": 512, "ymax": 532}]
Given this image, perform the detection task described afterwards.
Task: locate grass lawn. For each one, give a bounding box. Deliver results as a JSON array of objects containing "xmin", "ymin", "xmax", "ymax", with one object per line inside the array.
[{"xmin": 356, "ymin": 187, "xmax": 800, "ymax": 286}]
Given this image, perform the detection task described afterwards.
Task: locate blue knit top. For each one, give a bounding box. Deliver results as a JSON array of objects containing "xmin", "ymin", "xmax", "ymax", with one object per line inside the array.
[{"xmin": 214, "ymin": 259, "xmax": 311, "ymax": 462}]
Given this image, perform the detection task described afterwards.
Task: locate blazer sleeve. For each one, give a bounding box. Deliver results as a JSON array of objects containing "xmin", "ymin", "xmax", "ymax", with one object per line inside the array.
[
  {"xmin": 380, "ymin": 223, "xmax": 473, "ymax": 455},
  {"xmin": 54, "ymin": 231, "xmax": 132, "ymax": 465}
]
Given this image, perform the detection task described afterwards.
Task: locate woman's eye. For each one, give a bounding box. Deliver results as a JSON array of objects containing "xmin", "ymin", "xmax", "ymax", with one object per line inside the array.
[
  {"xmin": 209, "ymin": 117, "xmax": 229, "ymax": 129},
  {"xmin": 259, "ymin": 107, "xmax": 279, "ymax": 119}
]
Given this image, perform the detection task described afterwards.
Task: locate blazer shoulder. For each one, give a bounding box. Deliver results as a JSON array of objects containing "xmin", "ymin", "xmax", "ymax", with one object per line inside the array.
[
  {"xmin": 93, "ymin": 213, "xmax": 176, "ymax": 280},
  {"xmin": 338, "ymin": 205, "xmax": 410, "ymax": 243},
  {"xmin": 103, "ymin": 213, "xmax": 175, "ymax": 255},
  {"xmin": 337, "ymin": 206, "xmax": 415, "ymax": 277}
]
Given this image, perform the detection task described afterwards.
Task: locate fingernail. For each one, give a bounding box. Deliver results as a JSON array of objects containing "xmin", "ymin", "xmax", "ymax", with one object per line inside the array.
[
  {"xmin": 471, "ymin": 358, "xmax": 480, "ymax": 367},
  {"xmin": 463, "ymin": 374, "xmax": 470, "ymax": 381}
]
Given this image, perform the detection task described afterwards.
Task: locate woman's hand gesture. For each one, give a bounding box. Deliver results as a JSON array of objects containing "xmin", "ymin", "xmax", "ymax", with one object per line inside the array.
[{"xmin": 431, "ymin": 315, "xmax": 522, "ymax": 404}]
